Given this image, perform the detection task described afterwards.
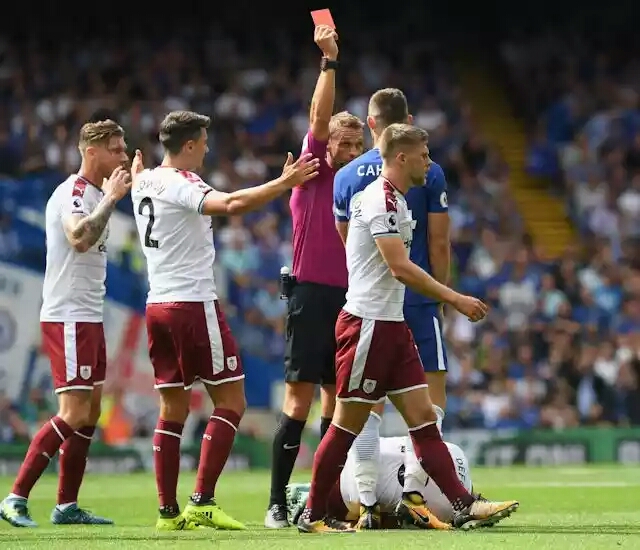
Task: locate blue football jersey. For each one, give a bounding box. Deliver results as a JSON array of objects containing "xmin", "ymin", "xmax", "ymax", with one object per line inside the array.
[{"xmin": 333, "ymin": 149, "xmax": 449, "ymax": 306}]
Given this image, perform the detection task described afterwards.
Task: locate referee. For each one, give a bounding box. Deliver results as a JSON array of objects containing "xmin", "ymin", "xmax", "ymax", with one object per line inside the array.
[{"xmin": 264, "ymin": 24, "xmax": 364, "ymax": 528}]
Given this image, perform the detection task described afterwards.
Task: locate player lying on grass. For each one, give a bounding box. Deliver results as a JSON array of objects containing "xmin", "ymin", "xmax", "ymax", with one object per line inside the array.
[{"xmin": 287, "ymin": 413, "xmax": 472, "ymax": 529}]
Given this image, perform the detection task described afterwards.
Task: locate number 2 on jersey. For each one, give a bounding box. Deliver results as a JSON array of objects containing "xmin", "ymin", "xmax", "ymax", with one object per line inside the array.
[{"xmin": 138, "ymin": 197, "xmax": 159, "ymax": 248}]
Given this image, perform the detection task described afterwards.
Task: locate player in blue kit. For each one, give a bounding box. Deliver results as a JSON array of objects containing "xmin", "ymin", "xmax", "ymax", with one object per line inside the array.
[{"xmin": 333, "ymin": 88, "xmax": 451, "ymax": 530}]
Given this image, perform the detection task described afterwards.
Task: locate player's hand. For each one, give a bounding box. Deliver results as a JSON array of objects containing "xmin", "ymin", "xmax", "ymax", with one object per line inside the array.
[
  {"xmin": 451, "ymin": 294, "xmax": 488, "ymax": 323},
  {"xmin": 103, "ymin": 166, "xmax": 132, "ymax": 202},
  {"xmin": 281, "ymin": 152, "xmax": 321, "ymax": 188},
  {"xmin": 131, "ymin": 149, "xmax": 144, "ymax": 179},
  {"xmin": 314, "ymin": 24, "xmax": 338, "ymax": 60}
]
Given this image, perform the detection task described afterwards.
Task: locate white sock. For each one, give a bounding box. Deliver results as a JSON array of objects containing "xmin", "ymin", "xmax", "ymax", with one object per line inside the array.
[
  {"xmin": 8, "ymin": 493, "xmax": 26, "ymax": 501},
  {"xmin": 56, "ymin": 502, "xmax": 76, "ymax": 511},
  {"xmin": 433, "ymin": 405, "xmax": 445, "ymax": 435},
  {"xmin": 403, "ymin": 435, "xmax": 428, "ymax": 495},
  {"xmin": 353, "ymin": 412, "xmax": 381, "ymax": 507}
]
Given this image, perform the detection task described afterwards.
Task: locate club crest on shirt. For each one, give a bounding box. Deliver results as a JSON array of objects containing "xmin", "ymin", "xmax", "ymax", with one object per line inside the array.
[
  {"xmin": 79, "ymin": 365, "xmax": 92, "ymax": 380},
  {"xmin": 227, "ymin": 356, "xmax": 238, "ymax": 371},
  {"xmin": 362, "ymin": 378, "xmax": 377, "ymax": 394}
]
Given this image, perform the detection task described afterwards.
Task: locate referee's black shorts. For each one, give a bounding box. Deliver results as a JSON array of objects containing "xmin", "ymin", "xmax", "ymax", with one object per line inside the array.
[{"xmin": 284, "ymin": 282, "xmax": 346, "ymax": 385}]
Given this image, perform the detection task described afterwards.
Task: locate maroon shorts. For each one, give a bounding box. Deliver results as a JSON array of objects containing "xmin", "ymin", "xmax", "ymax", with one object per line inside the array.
[
  {"xmin": 146, "ymin": 301, "xmax": 244, "ymax": 390},
  {"xmin": 41, "ymin": 321, "xmax": 107, "ymax": 393},
  {"xmin": 335, "ymin": 310, "xmax": 428, "ymax": 403}
]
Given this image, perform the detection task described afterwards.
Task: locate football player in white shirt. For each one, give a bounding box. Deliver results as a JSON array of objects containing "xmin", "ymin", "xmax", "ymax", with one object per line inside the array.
[
  {"xmin": 288, "ymin": 418, "xmax": 474, "ymax": 528},
  {"xmin": 131, "ymin": 110, "xmax": 320, "ymax": 532},
  {"xmin": 1, "ymin": 120, "xmax": 132, "ymax": 529},
  {"xmin": 298, "ymin": 124, "xmax": 518, "ymax": 534}
]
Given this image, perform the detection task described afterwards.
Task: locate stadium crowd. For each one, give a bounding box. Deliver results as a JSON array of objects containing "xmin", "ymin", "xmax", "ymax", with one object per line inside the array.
[{"xmin": 0, "ymin": 23, "xmax": 639, "ymax": 445}]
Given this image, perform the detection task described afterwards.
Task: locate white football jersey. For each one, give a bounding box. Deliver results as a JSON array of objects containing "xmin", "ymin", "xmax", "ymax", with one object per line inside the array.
[
  {"xmin": 343, "ymin": 177, "xmax": 414, "ymax": 321},
  {"xmin": 40, "ymin": 175, "xmax": 109, "ymax": 322},
  {"xmin": 132, "ymin": 167, "xmax": 217, "ymax": 303},
  {"xmin": 340, "ymin": 437, "xmax": 472, "ymax": 522}
]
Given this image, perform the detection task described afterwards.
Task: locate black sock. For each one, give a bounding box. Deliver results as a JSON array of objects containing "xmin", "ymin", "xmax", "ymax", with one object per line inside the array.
[
  {"xmin": 269, "ymin": 413, "xmax": 306, "ymax": 506},
  {"xmin": 320, "ymin": 416, "xmax": 332, "ymax": 440}
]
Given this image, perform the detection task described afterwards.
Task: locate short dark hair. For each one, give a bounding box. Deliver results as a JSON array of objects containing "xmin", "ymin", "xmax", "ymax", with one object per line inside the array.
[
  {"xmin": 159, "ymin": 110, "xmax": 210, "ymax": 155},
  {"xmin": 78, "ymin": 120, "xmax": 124, "ymax": 152},
  {"xmin": 379, "ymin": 123, "xmax": 428, "ymax": 161},
  {"xmin": 368, "ymin": 88, "xmax": 409, "ymax": 129}
]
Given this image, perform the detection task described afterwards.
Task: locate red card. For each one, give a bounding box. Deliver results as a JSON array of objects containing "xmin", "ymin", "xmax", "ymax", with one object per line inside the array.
[{"xmin": 311, "ymin": 9, "xmax": 335, "ymax": 29}]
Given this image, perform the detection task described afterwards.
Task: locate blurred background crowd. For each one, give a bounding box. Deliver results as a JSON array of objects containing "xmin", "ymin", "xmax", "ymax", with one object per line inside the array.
[{"xmin": 0, "ymin": 6, "xmax": 639, "ymax": 444}]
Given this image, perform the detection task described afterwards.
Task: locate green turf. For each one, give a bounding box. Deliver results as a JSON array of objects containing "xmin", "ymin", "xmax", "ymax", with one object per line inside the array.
[{"xmin": 1, "ymin": 465, "xmax": 639, "ymax": 549}]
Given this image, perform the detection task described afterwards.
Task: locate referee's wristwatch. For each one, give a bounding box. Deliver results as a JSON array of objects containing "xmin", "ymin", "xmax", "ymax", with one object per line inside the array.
[{"xmin": 320, "ymin": 57, "xmax": 339, "ymax": 72}]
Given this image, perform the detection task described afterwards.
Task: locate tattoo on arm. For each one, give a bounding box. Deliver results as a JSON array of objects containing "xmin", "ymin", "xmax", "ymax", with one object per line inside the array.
[{"xmin": 71, "ymin": 195, "xmax": 117, "ymax": 248}]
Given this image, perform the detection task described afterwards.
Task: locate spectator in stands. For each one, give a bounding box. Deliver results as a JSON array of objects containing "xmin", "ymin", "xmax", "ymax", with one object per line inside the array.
[
  {"xmin": 0, "ymin": 212, "xmax": 20, "ymax": 261},
  {"xmin": 1, "ymin": 19, "xmax": 638, "ymax": 435},
  {"xmin": 0, "ymin": 392, "xmax": 30, "ymax": 443}
]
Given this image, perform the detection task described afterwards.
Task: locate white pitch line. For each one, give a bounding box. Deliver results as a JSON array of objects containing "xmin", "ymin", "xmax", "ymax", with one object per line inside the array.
[{"xmin": 501, "ymin": 481, "xmax": 640, "ymax": 488}]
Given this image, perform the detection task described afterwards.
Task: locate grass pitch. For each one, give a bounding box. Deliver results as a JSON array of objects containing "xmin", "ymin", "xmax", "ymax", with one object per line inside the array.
[{"xmin": 1, "ymin": 465, "xmax": 639, "ymax": 549}]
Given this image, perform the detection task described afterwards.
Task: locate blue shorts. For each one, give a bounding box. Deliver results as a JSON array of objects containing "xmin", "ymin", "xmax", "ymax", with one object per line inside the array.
[{"xmin": 404, "ymin": 303, "xmax": 448, "ymax": 373}]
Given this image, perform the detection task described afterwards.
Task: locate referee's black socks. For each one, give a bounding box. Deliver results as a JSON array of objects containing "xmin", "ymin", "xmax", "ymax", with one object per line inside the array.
[
  {"xmin": 320, "ymin": 416, "xmax": 332, "ymax": 440},
  {"xmin": 269, "ymin": 414, "xmax": 306, "ymax": 507}
]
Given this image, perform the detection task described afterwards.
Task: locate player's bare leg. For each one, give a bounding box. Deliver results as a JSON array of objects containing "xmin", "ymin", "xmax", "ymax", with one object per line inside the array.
[
  {"xmin": 267, "ymin": 381, "xmax": 315, "ymax": 528},
  {"xmin": 389, "ymin": 387, "xmax": 518, "ymax": 530},
  {"xmin": 184, "ymin": 379, "xmax": 246, "ymax": 530},
  {"xmin": 154, "ymin": 387, "xmax": 199, "ymax": 531},
  {"xmin": 297, "ymin": 400, "xmax": 373, "ymax": 533},
  {"xmin": 52, "ymin": 386, "xmax": 113, "ymax": 525},
  {"xmin": 1, "ymin": 390, "xmax": 93, "ymax": 528},
  {"xmin": 401, "ymin": 372, "xmax": 447, "ymax": 517}
]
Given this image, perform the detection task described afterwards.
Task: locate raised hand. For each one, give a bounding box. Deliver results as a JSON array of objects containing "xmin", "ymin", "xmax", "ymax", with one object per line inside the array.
[
  {"xmin": 103, "ymin": 166, "xmax": 132, "ymax": 202},
  {"xmin": 131, "ymin": 149, "xmax": 144, "ymax": 179},
  {"xmin": 281, "ymin": 152, "xmax": 321, "ymax": 187},
  {"xmin": 314, "ymin": 25, "xmax": 338, "ymax": 60}
]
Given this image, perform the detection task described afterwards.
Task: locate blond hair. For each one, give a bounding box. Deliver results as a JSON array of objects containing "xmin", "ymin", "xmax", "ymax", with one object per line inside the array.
[
  {"xmin": 328, "ymin": 111, "xmax": 364, "ymax": 136},
  {"xmin": 379, "ymin": 123, "xmax": 428, "ymax": 160},
  {"xmin": 78, "ymin": 120, "xmax": 124, "ymax": 153}
]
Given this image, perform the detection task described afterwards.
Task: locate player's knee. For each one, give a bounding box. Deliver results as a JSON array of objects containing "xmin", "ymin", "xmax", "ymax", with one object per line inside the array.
[
  {"xmin": 404, "ymin": 404, "xmax": 437, "ymax": 429},
  {"xmin": 159, "ymin": 389, "xmax": 190, "ymax": 423},
  {"xmin": 282, "ymin": 382, "xmax": 314, "ymax": 420},
  {"xmin": 87, "ymin": 405, "xmax": 101, "ymax": 427},
  {"xmin": 214, "ymin": 393, "xmax": 246, "ymax": 417},
  {"xmin": 57, "ymin": 392, "xmax": 93, "ymax": 429},
  {"xmin": 207, "ymin": 380, "xmax": 246, "ymax": 417},
  {"xmin": 371, "ymin": 401, "xmax": 385, "ymax": 417},
  {"xmin": 86, "ymin": 388, "xmax": 103, "ymax": 426},
  {"xmin": 333, "ymin": 401, "xmax": 371, "ymax": 434}
]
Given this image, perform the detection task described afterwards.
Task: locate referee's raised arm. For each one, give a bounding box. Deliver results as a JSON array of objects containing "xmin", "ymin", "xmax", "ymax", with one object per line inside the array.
[{"xmin": 264, "ymin": 24, "xmax": 364, "ymax": 529}]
